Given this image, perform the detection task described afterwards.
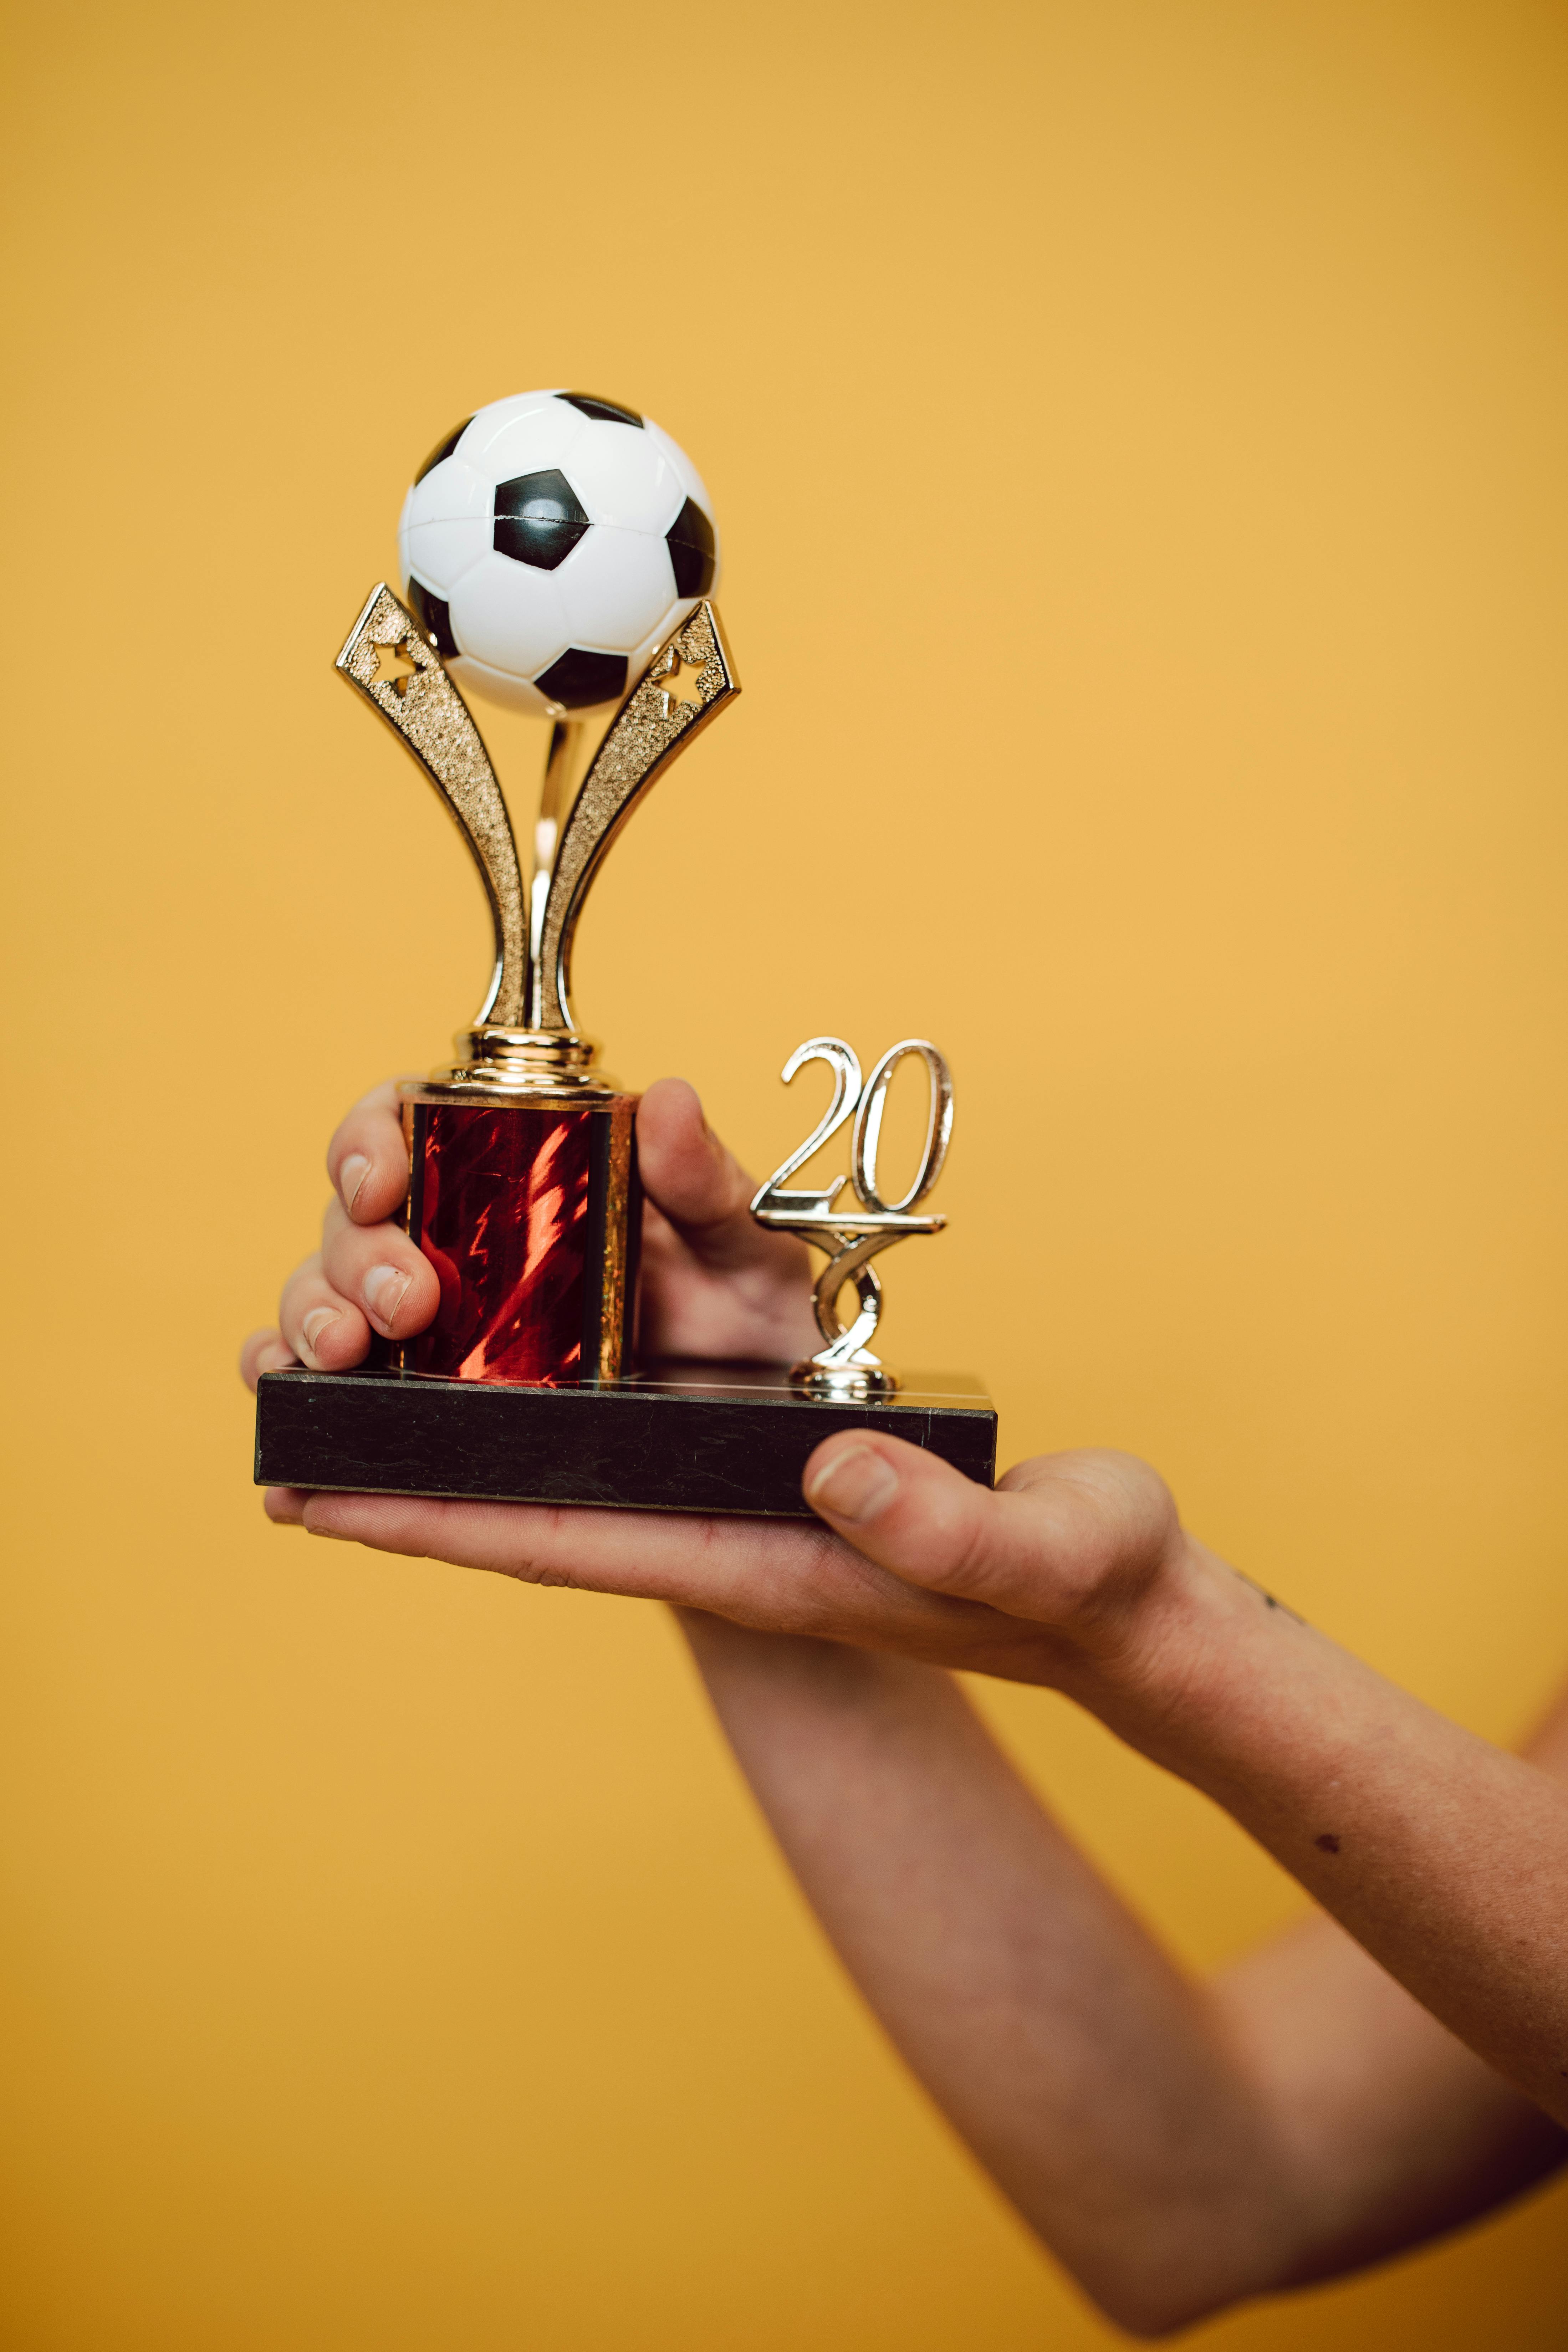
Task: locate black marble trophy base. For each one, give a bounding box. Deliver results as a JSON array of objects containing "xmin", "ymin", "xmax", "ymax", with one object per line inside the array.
[{"xmin": 254, "ymin": 1359, "xmax": 996, "ymax": 1519}]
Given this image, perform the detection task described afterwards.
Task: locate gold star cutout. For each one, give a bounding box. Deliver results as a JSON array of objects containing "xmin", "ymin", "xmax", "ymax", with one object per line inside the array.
[
  {"xmin": 654, "ymin": 651, "xmax": 707, "ymax": 714},
  {"xmin": 371, "ymin": 638, "xmax": 420, "ymax": 696}
]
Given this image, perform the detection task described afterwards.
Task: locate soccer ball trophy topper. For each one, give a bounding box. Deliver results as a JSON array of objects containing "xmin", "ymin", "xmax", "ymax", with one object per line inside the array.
[{"xmin": 254, "ymin": 391, "xmax": 996, "ymax": 1517}]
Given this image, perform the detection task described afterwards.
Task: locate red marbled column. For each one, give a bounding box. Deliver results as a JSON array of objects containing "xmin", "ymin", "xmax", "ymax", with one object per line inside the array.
[{"xmin": 399, "ymin": 1094, "xmax": 637, "ymax": 1386}]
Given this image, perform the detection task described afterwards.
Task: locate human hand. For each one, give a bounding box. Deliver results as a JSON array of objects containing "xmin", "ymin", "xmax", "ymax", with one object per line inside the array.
[
  {"xmin": 243, "ymin": 1080, "xmax": 1195, "ymax": 1693},
  {"xmin": 264, "ymin": 1429, "xmax": 1192, "ymax": 1692},
  {"xmin": 239, "ymin": 1074, "xmax": 821, "ymax": 1389}
]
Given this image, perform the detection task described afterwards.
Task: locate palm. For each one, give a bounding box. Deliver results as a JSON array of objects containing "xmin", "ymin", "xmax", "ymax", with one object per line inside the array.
[{"xmin": 635, "ymin": 1196, "xmax": 817, "ymax": 1365}]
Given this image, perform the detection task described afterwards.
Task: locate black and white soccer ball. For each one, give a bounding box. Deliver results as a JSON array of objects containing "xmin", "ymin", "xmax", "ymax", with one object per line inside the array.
[{"xmin": 398, "ymin": 389, "xmax": 719, "ymax": 719}]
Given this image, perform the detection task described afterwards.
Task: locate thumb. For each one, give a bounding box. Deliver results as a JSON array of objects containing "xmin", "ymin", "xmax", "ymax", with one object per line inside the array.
[
  {"xmin": 802, "ymin": 1432, "xmax": 1179, "ymax": 1633},
  {"xmin": 636, "ymin": 1077, "xmax": 779, "ymax": 1269},
  {"xmin": 636, "ymin": 1077, "xmax": 740, "ymax": 1229}
]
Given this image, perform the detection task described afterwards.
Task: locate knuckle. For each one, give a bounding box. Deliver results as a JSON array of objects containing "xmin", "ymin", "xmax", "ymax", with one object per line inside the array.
[
  {"xmin": 321, "ymin": 1217, "xmax": 363, "ymax": 1268},
  {"xmin": 933, "ymin": 1502, "xmax": 1003, "ymax": 1599}
]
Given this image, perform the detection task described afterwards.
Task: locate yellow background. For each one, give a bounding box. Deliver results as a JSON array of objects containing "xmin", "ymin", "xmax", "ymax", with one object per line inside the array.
[{"xmin": 4, "ymin": 1, "xmax": 1568, "ymax": 2342}]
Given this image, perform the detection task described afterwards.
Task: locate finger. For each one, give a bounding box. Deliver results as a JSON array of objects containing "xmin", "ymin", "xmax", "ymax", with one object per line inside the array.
[
  {"xmin": 637, "ymin": 1077, "xmax": 801, "ymax": 1276},
  {"xmin": 326, "ymin": 1078, "xmax": 415, "ymax": 1226},
  {"xmin": 264, "ymin": 1486, "xmax": 310, "ymax": 1524},
  {"xmin": 277, "ymin": 1248, "xmax": 373, "ymax": 1369},
  {"xmin": 240, "ymin": 1328, "xmax": 298, "ymax": 1392},
  {"xmin": 319, "ymin": 1196, "xmax": 439, "ymax": 1341},
  {"xmin": 287, "ymin": 1488, "xmax": 1018, "ymax": 1664},
  {"xmin": 800, "ymin": 1434, "xmax": 1180, "ymax": 1632}
]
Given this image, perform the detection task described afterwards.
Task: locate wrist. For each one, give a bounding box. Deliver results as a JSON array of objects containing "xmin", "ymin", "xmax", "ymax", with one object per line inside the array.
[{"xmin": 1045, "ymin": 1529, "xmax": 1268, "ymax": 1729}]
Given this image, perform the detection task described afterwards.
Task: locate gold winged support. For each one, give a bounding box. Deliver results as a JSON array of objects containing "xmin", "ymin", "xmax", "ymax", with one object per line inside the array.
[
  {"xmin": 535, "ymin": 602, "xmax": 738, "ymax": 1036},
  {"xmin": 337, "ymin": 583, "xmax": 529, "ymax": 1030},
  {"xmin": 336, "ymin": 589, "xmax": 740, "ymax": 1090}
]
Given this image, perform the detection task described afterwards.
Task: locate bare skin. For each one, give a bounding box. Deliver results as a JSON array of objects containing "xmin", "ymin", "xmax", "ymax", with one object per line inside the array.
[{"xmin": 242, "ymin": 1077, "xmax": 1568, "ymax": 2336}]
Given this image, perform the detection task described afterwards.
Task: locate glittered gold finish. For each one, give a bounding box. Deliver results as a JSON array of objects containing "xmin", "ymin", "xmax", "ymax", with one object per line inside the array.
[
  {"xmin": 337, "ymin": 586, "xmax": 528, "ymax": 1030},
  {"xmin": 537, "ymin": 604, "xmax": 739, "ymax": 1034},
  {"xmin": 337, "ymin": 589, "xmax": 739, "ymax": 1092}
]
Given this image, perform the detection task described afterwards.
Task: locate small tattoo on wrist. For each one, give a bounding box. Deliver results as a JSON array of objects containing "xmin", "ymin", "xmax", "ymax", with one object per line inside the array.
[{"xmin": 1231, "ymin": 1567, "xmax": 1305, "ymax": 1625}]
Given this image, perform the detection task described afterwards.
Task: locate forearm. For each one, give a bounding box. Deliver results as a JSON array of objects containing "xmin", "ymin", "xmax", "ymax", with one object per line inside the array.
[
  {"xmin": 676, "ymin": 1609, "xmax": 1299, "ymax": 2333},
  {"xmin": 1065, "ymin": 1537, "xmax": 1568, "ymax": 2123},
  {"xmin": 676, "ymin": 1604, "xmax": 1564, "ymax": 2330}
]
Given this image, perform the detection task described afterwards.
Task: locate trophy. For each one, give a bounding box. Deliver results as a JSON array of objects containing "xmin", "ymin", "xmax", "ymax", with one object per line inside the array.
[{"xmin": 254, "ymin": 390, "xmax": 995, "ymax": 1517}]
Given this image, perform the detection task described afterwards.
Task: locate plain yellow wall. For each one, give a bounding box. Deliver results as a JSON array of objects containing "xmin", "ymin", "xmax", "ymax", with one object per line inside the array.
[{"xmin": 5, "ymin": 0, "xmax": 1568, "ymax": 2343}]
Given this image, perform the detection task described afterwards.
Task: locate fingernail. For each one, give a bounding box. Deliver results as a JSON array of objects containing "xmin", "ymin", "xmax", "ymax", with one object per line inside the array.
[
  {"xmin": 299, "ymin": 1307, "xmax": 342, "ymax": 1364},
  {"xmin": 807, "ymin": 1445, "xmax": 900, "ymax": 1523},
  {"xmin": 338, "ymin": 1153, "xmax": 372, "ymax": 1212},
  {"xmin": 362, "ymin": 1263, "xmax": 412, "ymax": 1331}
]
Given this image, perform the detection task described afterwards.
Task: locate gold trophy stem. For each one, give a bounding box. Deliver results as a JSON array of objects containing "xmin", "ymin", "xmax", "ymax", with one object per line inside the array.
[{"xmin": 529, "ymin": 719, "xmax": 595, "ymax": 1029}]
